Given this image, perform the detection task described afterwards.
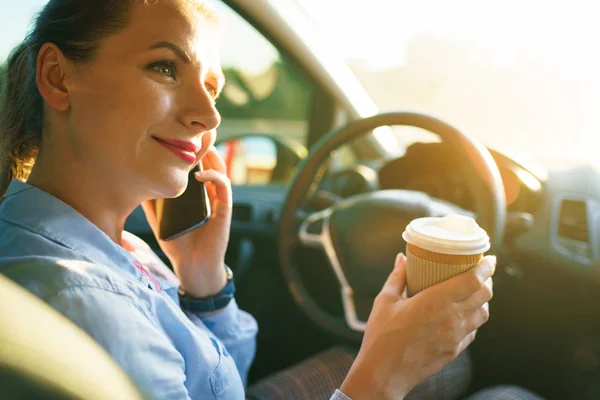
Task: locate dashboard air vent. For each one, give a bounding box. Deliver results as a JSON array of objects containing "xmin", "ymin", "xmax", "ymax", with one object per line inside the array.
[{"xmin": 558, "ymin": 199, "xmax": 588, "ymax": 243}]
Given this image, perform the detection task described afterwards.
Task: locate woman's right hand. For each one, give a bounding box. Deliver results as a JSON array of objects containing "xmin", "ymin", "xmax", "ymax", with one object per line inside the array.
[{"xmin": 340, "ymin": 253, "xmax": 496, "ymax": 399}]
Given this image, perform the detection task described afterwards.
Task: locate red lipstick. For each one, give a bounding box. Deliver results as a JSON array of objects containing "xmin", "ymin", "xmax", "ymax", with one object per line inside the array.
[{"xmin": 153, "ymin": 136, "xmax": 200, "ymax": 164}]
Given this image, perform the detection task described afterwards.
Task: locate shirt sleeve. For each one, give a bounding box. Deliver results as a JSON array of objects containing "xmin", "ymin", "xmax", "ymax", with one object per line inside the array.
[
  {"xmin": 185, "ymin": 299, "xmax": 258, "ymax": 389},
  {"xmin": 121, "ymin": 231, "xmax": 258, "ymax": 388},
  {"xmin": 47, "ymin": 286, "xmax": 191, "ymax": 400},
  {"xmin": 330, "ymin": 389, "xmax": 352, "ymax": 400}
]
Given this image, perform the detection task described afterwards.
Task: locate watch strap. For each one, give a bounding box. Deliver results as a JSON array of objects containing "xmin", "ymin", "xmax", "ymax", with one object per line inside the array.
[{"xmin": 178, "ymin": 266, "xmax": 235, "ymax": 313}]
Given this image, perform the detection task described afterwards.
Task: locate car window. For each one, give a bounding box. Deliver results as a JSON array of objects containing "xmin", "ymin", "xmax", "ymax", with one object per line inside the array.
[
  {"xmin": 213, "ymin": 2, "xmax": 316, "ymax": 185},
  {"xmin": 298, "ymin": 0, "xmax": 600, "ymax": 169}
]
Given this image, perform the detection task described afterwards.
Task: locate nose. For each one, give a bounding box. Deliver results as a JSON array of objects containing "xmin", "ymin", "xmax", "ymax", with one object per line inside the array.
[{"xmin": 179, "ymin": 85, "xmax": 221, "ymax": 133}]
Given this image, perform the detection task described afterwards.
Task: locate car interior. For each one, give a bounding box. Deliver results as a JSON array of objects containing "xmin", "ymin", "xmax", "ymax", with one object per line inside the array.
[{"xmin": 1, "ymin": 1, "xmax": 600, "ymax": 399}]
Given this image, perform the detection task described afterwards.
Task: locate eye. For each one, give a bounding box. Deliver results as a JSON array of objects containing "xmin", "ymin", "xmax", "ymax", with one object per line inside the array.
[
  {"xmin": 149, "ymin": 60, "xmax": 177, "ymax": 80},
  {"xmin": 206, "ymin": 84, "xmax": 219, "ymax": 99}
]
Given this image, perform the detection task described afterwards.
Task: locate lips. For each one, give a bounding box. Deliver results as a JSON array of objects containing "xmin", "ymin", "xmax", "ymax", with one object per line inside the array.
[
  {"xmin": 153, "ymin": 137, "xmax": 201, "ymax": 153},
  {"xmin": 152, "ymin": 136, "xmax": 200, "ymax": 164}
]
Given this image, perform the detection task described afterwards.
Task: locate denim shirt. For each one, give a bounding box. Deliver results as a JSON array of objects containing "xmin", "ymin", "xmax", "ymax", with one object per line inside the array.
[{"xmin": 0, "ymin": 179, "xmax": 258, "ymax": 399}]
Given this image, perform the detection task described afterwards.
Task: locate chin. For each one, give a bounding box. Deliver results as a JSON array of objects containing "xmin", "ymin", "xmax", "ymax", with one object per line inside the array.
[{"xmin": 152, "ymin": 168, "xmax": 190, "ymax": 199}]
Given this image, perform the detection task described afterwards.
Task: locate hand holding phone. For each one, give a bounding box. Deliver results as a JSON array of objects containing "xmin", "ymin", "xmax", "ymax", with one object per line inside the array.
[{"xmin": 143, "ymin": 146, "xmax": 233, "ymax": 297}]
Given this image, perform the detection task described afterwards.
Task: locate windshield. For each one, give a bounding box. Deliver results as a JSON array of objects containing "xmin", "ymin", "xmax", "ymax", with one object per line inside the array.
[
  {"xmin": 4, "ymin": 1, "xmax": 598, "ymax": 169},
  {"xmin": 296, "ymin": 0, "xmax": 600, "ymax": 168}
]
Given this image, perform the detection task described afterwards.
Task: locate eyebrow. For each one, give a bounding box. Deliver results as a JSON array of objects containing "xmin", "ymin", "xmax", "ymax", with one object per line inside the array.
[
  {"xmin": 149, "ymin": 41, "xmax": 192, "ymax": 63},
  {"xmin": 148, "ymin": 41, "xmax": 226, "ymax": 91}
]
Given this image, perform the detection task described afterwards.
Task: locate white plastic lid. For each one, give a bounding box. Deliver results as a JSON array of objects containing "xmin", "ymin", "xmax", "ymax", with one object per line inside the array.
[{"xmin": 402, "ymin": 214, "xmax": 490, "ymax": 255}]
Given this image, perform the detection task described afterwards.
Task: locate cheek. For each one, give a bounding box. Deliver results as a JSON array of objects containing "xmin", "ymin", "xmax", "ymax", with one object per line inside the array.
[
  {"xmin": 70, "ymin": 74, "xmax": 173, "ymax": 158},
  {"xmin": 67, "ymin": 66, "xmax": 186, "ymax": 195}
]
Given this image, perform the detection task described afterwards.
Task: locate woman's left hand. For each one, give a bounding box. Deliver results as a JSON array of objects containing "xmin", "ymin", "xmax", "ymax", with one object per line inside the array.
[{"xmin": 141, "ymin": 146, "xmax": 232, "ymax": 297}]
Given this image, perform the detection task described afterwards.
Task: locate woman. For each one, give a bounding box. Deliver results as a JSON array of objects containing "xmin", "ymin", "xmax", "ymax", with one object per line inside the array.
[{"xmin": 0, "ymin": 1, "xmax": 542, "ymax": 399}]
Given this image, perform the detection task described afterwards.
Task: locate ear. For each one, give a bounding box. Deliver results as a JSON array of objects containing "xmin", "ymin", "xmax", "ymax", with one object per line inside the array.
[{"xmin": 36, "ymin": 43, "xmax": 72, "ymax": 112}]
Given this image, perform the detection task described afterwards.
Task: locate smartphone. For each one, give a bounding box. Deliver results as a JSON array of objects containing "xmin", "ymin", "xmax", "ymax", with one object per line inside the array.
[{"xmin": 154, "ymin": 164, "xmax": 211, "ymax": 241}]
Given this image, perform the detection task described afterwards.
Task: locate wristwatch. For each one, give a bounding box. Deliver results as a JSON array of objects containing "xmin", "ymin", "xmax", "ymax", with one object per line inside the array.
[{"xmin": 178, "ymin": 265, "xmax": 235, "ymax": 313}]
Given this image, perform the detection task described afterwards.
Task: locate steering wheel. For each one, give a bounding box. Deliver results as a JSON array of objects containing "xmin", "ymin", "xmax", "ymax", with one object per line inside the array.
[{"xmin": 279, "ymin": 112, "xmax": 506, "ymax": 341}]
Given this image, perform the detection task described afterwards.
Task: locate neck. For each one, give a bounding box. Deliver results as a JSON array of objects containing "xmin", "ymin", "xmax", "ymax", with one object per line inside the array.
[{"xmin": 27, "ymin": 148, "xmax": 139, "ymax": 245}]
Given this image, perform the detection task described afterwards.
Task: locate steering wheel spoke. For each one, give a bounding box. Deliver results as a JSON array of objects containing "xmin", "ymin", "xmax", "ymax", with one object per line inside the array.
[
  {"xmin": 298, "ymin": 208, "xmax": 368, "ymax": 331},
  {"xmin": 298, "ymin": 208, "xmax": 331, "ymax": 247}
]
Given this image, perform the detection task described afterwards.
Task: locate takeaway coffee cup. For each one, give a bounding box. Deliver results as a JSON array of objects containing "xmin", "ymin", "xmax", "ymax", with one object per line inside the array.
[{"xmin": 402, "ymin": 214, "xmax": 490, "ymax": 297}]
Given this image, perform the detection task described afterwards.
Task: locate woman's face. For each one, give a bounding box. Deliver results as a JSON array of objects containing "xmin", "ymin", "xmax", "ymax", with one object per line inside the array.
[{"xmin": 65, "ymin": 1, "xmax": 223, "ymax": 199}]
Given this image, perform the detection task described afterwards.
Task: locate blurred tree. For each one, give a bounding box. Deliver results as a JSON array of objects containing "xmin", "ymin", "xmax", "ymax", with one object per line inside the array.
[{"xmin": 219, "ymin": 59, "xmax": 312, "ymax": 121}]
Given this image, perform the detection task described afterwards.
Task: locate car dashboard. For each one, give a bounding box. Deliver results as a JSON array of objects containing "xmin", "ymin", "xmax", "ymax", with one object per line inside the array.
[
  {"xmin": 329, "ymin": 142, "xmax": 544, "ymax": 214},
  {"xmin": 322, "ymin": 141, "xmax": 599, "ymax": 285}
]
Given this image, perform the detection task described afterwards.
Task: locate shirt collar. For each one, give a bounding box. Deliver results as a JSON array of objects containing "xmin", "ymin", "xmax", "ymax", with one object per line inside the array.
[{"xmin": 1, "ymin": 179, "xmax": 142, "ymax": 278}]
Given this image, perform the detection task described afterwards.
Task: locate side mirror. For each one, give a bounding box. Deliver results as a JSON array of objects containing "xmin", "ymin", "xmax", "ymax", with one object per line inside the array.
[{"xmin": 215, "ymin": 134, "xmax": 307, "ymax": 185}]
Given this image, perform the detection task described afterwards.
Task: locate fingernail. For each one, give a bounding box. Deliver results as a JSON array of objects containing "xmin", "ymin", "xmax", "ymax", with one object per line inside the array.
[{"xmin": 395, "ymin": 253, "xmax": 406, "ymax": 268}]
